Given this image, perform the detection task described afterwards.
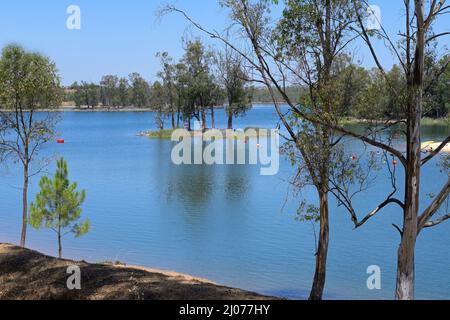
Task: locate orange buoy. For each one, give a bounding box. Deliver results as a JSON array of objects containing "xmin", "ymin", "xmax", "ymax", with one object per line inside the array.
[{"xmin": 393, "ymin": 159, "xmax": 398, "ymax": 167}]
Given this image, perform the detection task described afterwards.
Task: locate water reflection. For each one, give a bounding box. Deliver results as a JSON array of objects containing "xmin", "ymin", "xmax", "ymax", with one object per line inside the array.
[
  {"xmin": 224, "ymin": 165, "xmax": 250, "ymax": 202},
  {"xmin": 0, "ymin": 110, "xmax": 449, "ymax": 300},
  {"xmin": 163, "ymin": 139, "xmax": 254, "ymax": 207}
]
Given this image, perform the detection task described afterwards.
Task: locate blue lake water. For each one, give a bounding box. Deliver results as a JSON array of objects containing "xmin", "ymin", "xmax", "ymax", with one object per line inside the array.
[{"xmin": 0, "ymin": 105, "xmax": 449, "ymax": 300}]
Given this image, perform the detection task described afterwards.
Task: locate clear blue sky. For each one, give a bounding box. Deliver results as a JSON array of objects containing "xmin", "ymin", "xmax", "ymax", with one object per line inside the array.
[{"xmin": 0, "ymin": 0, "xmax": 448, "ymax": 85}]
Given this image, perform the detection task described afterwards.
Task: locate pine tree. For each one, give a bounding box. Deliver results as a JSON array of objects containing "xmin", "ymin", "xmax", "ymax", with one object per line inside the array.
[{"xmin": 29, "ymin": 158, "xmax": 89, "ymax": 259}]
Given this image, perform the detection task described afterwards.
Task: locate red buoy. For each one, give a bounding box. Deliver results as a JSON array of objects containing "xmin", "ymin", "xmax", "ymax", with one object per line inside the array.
[{"xmin": 57, "ymin": 139, "xmax": 65, "ymax": 144}]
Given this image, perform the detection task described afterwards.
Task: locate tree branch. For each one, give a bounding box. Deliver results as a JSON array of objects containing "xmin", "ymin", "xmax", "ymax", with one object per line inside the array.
[
  {"xmin": 164, "ymin": 2, "xmax": 408, "ymax": 167},
  {"xmin": 418, "ymin": 177, "xmax": 450, "ymax": 231},
  {"xmin": 354, "ymin": 198, "xmax": 405, "ymax": 228},
  {"xmin": 421, "ymin": 135, "xmax": 450, "ymax": 165},
  {"xmin": 423, "ymin": 212, "xmax": 450, "ymax": 228}
]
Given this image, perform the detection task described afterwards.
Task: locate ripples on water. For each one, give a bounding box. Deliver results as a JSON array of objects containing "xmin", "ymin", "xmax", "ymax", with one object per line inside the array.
[{"xmin": 0, "ymin": 105, "xmax": 449, "ymax": 299}]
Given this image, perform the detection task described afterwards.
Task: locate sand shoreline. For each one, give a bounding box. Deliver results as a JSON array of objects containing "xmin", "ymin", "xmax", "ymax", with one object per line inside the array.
[
  {"xmin": 0, "ymin": 243, "xmax": 276, "ymax": 300},
  {"xmin": 422, "ymin": 141, "xmax": 450, "ymax": 153}
]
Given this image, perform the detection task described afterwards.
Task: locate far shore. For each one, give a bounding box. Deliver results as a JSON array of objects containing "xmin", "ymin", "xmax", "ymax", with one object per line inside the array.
[
  {"xmin": 2, "ymin": 106, "xmax": 448, "ymax": 127},
  {"xmin": 139, "ymin": 128, "xmax": 275, "ymax": 140},
  {"xmin": 0, "ymin": 243, "xmax": 276, "ymax": 300},
  {"xmin": 0, "ymin": 106, "xmax": 155, "ymax": 112},
  {"xmin": 1, "ymin": 103, "xmax": 282, "ymax": 112},
  {"xmin": 340, "ymin": 117, "xmax": 450, "ymax": 126}
]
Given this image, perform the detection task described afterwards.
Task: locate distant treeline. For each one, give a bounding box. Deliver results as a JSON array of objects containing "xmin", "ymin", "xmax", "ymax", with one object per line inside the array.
[
  {"xmin": 64, "ymin": 80, "xmax": 303, "ymax": 108},
  {"xmin": 247, "ymin": 56, "xmax": 450, "ymax": 119},
  {"xmin": 65, "ymin": 73, "xmax": 152, "ymax": 109},
  {"xmin": 252, "ymin": 86, "xmax": 303, "ymax": 104},
  {"xmin": 64, "ymin": 39, "xmax": 255, "ymax": 130},
  {"xmin": 64, "ymin": 53, "xmax": 449, "ymax": 121}
]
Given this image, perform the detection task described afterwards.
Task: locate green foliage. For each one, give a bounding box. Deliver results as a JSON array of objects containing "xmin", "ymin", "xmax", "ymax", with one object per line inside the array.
[
  {"xmin": 153, "ymin": 40, "xmax": 224, "ymax": 129},
  {"xmin": 145, "ymin": 129, "xmax": 176, "ymax": 139},
  {"xmin": 0, "ymin": 44, "xmax": 62, "ymax": 247},
  {"xmin": 424, "ymin": 54, "xmax": 450, "ymax": 118},
  {"xmin": 181, "ymin": 40, "xmax": 217, "ymax": 122},
  {"xmin": 29, "ymin": 158, "xmax": 89, "ymax": 256},
  {"xmin": 150, "ymin": 80, "xmax": 167, "ymax": 129},
  {"xmin": 296, "ymin": 200, "xmax": 320, "ymax": 223},
  {"xmin": 215, "ymin": 48, "xmax": 251, "ymax": 128},
  {"xmin": 100, "ymin": 74, "xmax": 120, "ymax": 107},
  {"xmin": 129, "ymin": 72, "xmax": 151, "ymax": 108},
  {"xmin": 117, "ymin": 77, "xmax": 130, "ymax": 107},
  {"xmin": 72, "ymin": 81, "xmax": 100, "ymax": 108},
  {"xmin": 0, "ymin": 45, "xmax": 61, "ymax": 152},
  {"xmin": 252, "ymin": 86, "xmax": 302, "ymax": 103},
  {"xmin": 70, "ymin": 73, "xmax": 151, "ymax": 109},
  {"xmin": 0, "ymin": 44, "xmax": 62, "ymax": 111}
]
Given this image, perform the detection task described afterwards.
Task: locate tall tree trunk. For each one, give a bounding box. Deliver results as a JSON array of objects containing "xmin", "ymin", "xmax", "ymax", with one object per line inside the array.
[
  {"xmin": 227, "ymin": 113, "xmax": 233, "ymax": 130},
  {"xmin": 157, "ymin": 111, "xmax": 164, "ymax": 130},
  {"xmin": 58, "ymin": 218, "xmax": 62, "ymax": 259},
  {"xmin": 396, "ymin": 88, "xmax": 422, "ymax": 300},
  {"xmin": 396, "ymin": 112, "xmax": 421, "ymax": 300},
  {"xmin": 201, "ymin": 110, "xmax": 207, "ymax": 131},
  {"xmin": 309, "ymin": 3, "xmax": 332, "ymax": 298},
  {"xmin": 395, "ymin": 231, "xmax": 416, "ymax": 300},
  {"xmin": 171, "ymin": 111, "xmax": 175, "ymax": 129},
  {"xmin": 20, "ymin": 163, "xmax": 29, "ymax": 248},
  {"xmin": 210, "ymin": 106, "xmax": 215, "ymax": 128},
  {"xmin": 309, "ymin": 189, "xmax": 330, "ymax": 300},
  {"xmin": 395, "ymin": 2, "xmax": 424, "ymax": 300}
]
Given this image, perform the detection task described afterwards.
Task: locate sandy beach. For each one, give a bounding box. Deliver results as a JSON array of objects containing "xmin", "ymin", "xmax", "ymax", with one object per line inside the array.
[{"xmin": 422, "ymin": 141, "xmax": 450, "ymax": 153}]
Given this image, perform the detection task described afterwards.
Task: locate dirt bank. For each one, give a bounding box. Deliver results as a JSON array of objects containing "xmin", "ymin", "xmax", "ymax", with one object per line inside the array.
[{"xmin": 0, "ymin": 244, "xmax": 274, "ymax": 300}]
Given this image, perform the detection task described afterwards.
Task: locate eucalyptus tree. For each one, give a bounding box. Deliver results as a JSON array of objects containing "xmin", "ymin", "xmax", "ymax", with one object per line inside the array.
[
  {"xmin": 165, "ymin": 0, "xmax": 450, "ymax": 300},
  {"xmin": 0, "ymin": 44, "xmax": 62, "ymax": 248},
  {"xmin": 222, "ymin": 0, "xmax": 450, "ymax": 300},
  {"xmin": 151, "ymin": 81, "xmax": 167, "ymax": 130},
  {"xmin": 117, "ymin": 77, "xmax": 130, "ymax": 107},
  {"xmin": 173, "ymin": 62, "xmax": 190, "ymax": 128},
  {"xmin": 228, "ymin": 0, "xmax": 450, "ymax": 300},
  {"xmin": 129, "ymin": 72, "xmax": 151, "ymax": 108},
  {"xmin": 174, "ymin": 61, "xmax": 196, "ymax": 130},
  {"xmin": 73, "ymin": 81, "xmax": 100, "ymax": 109},
  {"xmin": 156, "ymin": 52, "xmax": 177, "ymax": 128},
  {"xmin": 204, "ymin": 73, "xmax": 224, "ymax": 129},
  {"xmin": 164, "ymin": 0, "xmax": 360, "ymax": 300},
  {"xmin": 272, "ymin": 0, "xmax": 362, "ymax": 300},
  {"xmin": 215, "ymin": 47, "xmax": 252, "ymax": 129},
  {"xmin": 348, "ymin": 1, "xmax": 450, "ymax": 299},
  {"xmin": 330, "ymin": 56, "xmax": 372, "ymax": 118},
  {"xmin": 182, "ymin": 40, "xmax": 215, "ymax": 130},
  {"xmin": 100, "ymin": 74, "xmax": 119, "ymax": 107}
]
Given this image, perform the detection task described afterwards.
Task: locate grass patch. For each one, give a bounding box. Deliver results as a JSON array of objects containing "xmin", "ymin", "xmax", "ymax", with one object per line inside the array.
[
  {"xmin": 421, "ymin": 117, "xmax": 450, "ymax": 126},
  {"xmin": 142, "ymin": 128, "xmax": 272, "ymax": 140},
  {"xmin": 145, "ymin": 129, "xmax": 176, "ymax": 139}
]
